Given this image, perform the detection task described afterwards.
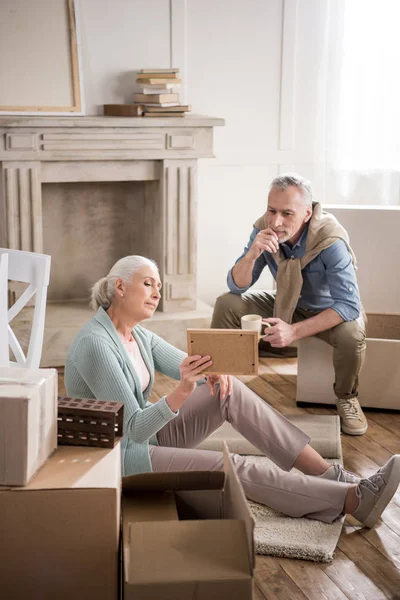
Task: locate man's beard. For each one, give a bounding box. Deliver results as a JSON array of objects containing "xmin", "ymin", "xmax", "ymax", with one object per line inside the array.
[{"xmin": 272, "ymin": 230, "xmax": 290, "ymax": 244}]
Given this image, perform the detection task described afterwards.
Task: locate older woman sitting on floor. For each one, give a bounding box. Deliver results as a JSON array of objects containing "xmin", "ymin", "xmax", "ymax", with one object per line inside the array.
[{"xmin": 65, "ymin": 255, "xmax": 400, "ymax": 528}]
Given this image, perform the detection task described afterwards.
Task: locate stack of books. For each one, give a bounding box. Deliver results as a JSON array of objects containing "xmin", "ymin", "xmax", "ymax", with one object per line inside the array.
[{"xmin": 134, "ymin": 68, "xmax": 191, "ymax": 117}]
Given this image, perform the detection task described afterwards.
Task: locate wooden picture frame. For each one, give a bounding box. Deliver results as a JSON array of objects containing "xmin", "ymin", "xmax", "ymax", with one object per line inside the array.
[
  {"xmin": 0, "ymin": 0, "xmax": 82, "ymax": 114},
  {"xmin": 187, "ymin": 329, "xmax": 259, "ymax": 375}
]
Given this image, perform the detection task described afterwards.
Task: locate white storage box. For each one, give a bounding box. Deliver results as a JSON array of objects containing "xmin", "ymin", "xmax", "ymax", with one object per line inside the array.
[
  {"xmin": 0, "ymin": 367, "xmax": 58, "ymax": 485},
  {"xmin": 296, "ymin": 314, "xmax": 400, "ymax": 410}
]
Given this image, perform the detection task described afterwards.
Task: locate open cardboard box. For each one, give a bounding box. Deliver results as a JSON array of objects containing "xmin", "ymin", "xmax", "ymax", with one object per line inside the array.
[
  {"xmin": 296, "ymin": 313, "xmax": 400, "ymax": 409},
  {"xmin": 0, "ymin": 443, "xmax": 121, "ymax": 600},
  {"xmin": 121, "ymin": 443, "xmax": 255, "ymax": 600}
]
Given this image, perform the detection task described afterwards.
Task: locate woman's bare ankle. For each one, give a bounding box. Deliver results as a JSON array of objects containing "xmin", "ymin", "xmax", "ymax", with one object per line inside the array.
[{"xmin": 293, "ymin": 446, "xmax": 330, "ymax": 476}]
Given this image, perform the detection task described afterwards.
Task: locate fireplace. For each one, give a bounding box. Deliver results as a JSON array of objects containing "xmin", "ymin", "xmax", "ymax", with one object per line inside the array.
[{"xmin": 0, "ymin": 115, "xmax": 224, "ymax": 365}]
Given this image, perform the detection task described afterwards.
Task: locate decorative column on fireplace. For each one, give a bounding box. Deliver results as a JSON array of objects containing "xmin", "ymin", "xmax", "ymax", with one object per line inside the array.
[{"xmin": 0, "ymin": 114, "xmax": 224, "ymax": 365}]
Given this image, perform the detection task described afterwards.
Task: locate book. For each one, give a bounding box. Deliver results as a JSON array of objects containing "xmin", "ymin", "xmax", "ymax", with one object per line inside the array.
[
  {"xmin": 139, "ymin": 102, "xmax": 180, "ymax": 107},
  {"xmin": 134, "ymin": 93, "xmax": 179, "ymax": 103},
  {"xmin": 103, "ymin": 104, "xmax": 143, "ymax": 117},
  {"xmin": 138, "ymin": 68, "xmax": 179, "ymax": 74},
  {"xmin": 139, "ymin": 88, "xmax": 175, "ymax": 95},
  {"xmin": 144, "ymin": 104, "xmax": 191, "ymax": 112},
  {"xmin": 143, "ymin": 112, "xmax": 185, "ymax": 117},
  {"xmin": 138, "ymin": 85, "xmax": 179, "ymax": 93},
  {"xmin": 137, "ymin": 72, "xmax": 180, "ymax": 80},
  {"xmin": 136, "ymin": 78, "xmax": 182, "ymax": 85}
]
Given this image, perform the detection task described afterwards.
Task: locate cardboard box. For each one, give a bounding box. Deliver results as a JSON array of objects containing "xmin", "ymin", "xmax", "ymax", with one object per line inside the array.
[
  {"xmin": 122, "ymin": 444, "xmax": 255, "ymax": 600},
  {"xmin": 327, "ymin": 206, "xmax": 400, "ymax": 314},
  {"xmin": 0, "ymin": 367, "xmax": 58, "ymax": 485},
  {"xmin": 296, "ymin": 313, "xmax": 400, "ymax": 409},
  {"xmin": 122, "ymin": 491, "xmax": 179, "ymax": 526},
  {"xmin": 0, "ymin": 443, "xmax": 121, "ymax": 600}
]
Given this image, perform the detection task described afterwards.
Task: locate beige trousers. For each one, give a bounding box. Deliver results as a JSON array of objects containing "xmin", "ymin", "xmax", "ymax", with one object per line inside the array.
[
  {"xmin": 211, "ymin": 291, "xmax": 366, "ymax": 400},
  {"xmin": 151, "ymin": 377, "xmax": 350, "ymax": 523}
]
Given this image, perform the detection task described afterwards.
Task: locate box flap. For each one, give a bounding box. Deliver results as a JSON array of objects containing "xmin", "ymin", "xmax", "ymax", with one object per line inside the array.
[
  {"xmin": 125, "ymin": 519, "xmax": 251, "ymax": 585},
  {"xmin": 222, "ymin": 442, "xmax": 255, "ymax": 572},
  {"xmin": 2, "ymin": 444, "xmax": 121, "ymax": 491},
  {"xmin": 122, "ymin": 470, "xmax": 224, "ymax": 493},
  {"xmin": 175, "ymin": 489, "xmax": 223, "ymax": 520}
]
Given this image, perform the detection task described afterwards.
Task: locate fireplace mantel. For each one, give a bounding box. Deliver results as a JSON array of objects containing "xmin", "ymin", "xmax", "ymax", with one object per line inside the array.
[
  {"xmin": 0, "ymin": 114, "xmax": 224, "ymax": 161},
  {"xmin": 0, "ymin": 114, "xmax": 224, "ymax": 365},
  {"xmin": 0, "ymin": 114, "xmax": 224, "ymax": 128}
]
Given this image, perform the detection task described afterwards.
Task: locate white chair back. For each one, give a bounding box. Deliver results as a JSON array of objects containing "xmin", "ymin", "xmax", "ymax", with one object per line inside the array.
[
  {"xmin": 0, "ymin": 248, "xmax": 51, "ymax": 368},
  {"xmin": 0, "ymin": 253, "xmax": 9, "ymax": 366}
]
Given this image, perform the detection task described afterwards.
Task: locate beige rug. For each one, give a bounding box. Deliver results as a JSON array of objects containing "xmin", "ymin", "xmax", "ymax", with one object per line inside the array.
[
  {"xmin": 247, "ymin": 456, "xmax": 344, "ymax": 562},
  {"xmin": 197, "ymin": 415, "xmax": 344, "ymax": 562},
  {"xmin": 198, "ymin": 414, "xmax": 342, "ymax": 460}
]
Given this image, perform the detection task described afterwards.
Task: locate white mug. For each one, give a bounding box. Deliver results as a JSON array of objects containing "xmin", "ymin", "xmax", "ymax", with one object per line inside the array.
[{"xmin": 240, "ymin": 314, "xmax": 262, "ymax": 334}]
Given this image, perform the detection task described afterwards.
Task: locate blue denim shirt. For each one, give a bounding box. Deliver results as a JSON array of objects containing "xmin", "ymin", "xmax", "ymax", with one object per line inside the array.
[{"xmin": 227, "ymin": 224, "xmax": 361, "ymax": 321}]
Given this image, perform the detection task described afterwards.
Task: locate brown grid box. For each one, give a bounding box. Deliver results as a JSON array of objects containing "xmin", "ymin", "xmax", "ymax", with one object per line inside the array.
[{"xmin": 57, "ymin": 396, "xmax": 124, "ymax": 449}]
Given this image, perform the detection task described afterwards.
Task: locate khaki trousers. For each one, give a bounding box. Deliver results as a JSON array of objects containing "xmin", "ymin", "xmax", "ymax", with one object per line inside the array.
[
  {"xmin": 151, "ymin": 377, "xmax": 349, "ymax": 523},
  {"xmin": 211, "ymin": 291, "xmax": 366, "ymax": 400}
]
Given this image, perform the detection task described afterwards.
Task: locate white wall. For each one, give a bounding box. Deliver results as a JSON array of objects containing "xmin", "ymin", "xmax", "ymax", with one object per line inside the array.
[{"xmin": 77, "ymin": 0, "xmax": 330, "ymax": 305}]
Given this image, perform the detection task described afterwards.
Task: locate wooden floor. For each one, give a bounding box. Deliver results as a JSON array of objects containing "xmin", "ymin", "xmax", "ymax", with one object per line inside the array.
[
  {"xmin": 242, "ymin": 358, "xmax": 400, "ymax": 600},
  {"xmin": 58, "ymin": 358, "xmax": 400, "ymax": 599}
]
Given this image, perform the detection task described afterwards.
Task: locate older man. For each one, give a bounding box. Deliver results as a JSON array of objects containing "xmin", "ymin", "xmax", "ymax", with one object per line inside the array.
[{"xmin": 211, "ymin": 173, "xmax": 367, "ymax": 436}]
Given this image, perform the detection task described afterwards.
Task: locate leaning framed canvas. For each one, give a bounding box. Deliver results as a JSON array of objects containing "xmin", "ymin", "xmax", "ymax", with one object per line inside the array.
[
  {"xmin": 187, "ymin": 329, "xmax": 259, "ymax": 375},
  {"xmin": 0, "ymin": 0, "xmax": 83, "ymax": 114}
]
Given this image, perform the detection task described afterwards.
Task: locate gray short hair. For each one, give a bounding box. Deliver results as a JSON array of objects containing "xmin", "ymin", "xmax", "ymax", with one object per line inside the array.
[
  {"xmin": 270, "ymin": 173, "xmax": 313, "ymax": 205},
  {"xmin": 90, "ymin": 255, "xmax": 158, "ymax": 310}
]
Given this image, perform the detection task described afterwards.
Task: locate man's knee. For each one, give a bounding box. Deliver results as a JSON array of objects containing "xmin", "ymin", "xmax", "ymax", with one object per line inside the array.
[
  {"xmin": 211, "ymin": 292, "xmax": 244, "ymax": 328},
  {"xmin": 331, "ymin": 319, "xmax": 366, "ymax": 354},
  {"xmin": 214, "ymin": 292, "xmax": 243, "ymax": 311}
]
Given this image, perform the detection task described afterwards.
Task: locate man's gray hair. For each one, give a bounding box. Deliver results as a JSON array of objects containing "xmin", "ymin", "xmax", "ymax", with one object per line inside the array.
[
  {"xmin": 270, "ymin": 173, "xmax": 313, "ymax": 205},
  {"xmin": 90, "ymin": 255, "xmax": 158, "ymax": 310}
]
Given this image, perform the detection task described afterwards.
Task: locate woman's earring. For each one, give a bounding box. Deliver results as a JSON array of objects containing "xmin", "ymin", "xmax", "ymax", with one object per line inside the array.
[{"xmin": 120, "ymin": 293, "xmax": 124, "ymax": 298}]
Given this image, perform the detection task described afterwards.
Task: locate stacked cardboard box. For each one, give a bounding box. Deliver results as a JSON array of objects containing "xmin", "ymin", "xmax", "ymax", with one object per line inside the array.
[
  {"xmin": 0, "ymin": 443, "xmax": 121, "ymax": 600},
  {"xmin": 1, "ymin": 368, "xmax": 256, "ymax": 597},
  {"xmin": 0, "ymin": 367, "xmax": 58, "ymax": 485}
]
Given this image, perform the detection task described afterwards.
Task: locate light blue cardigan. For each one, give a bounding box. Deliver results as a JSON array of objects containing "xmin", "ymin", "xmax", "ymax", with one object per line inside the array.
[{"xmin": 65, "ymin": 307, "xmax": 186, "ymax": 475}]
